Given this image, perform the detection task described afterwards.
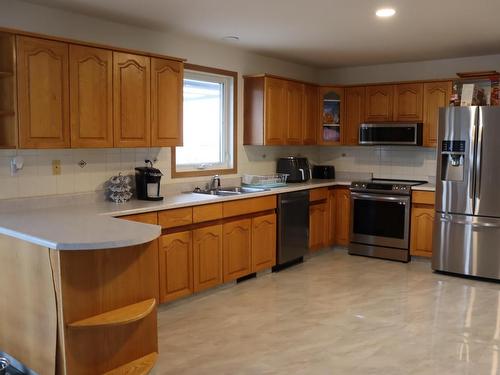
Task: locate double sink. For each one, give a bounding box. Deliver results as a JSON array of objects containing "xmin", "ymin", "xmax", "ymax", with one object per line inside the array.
[{"xmin": 192, "ymin": 186, "xmax": 269, "ymax": 196}]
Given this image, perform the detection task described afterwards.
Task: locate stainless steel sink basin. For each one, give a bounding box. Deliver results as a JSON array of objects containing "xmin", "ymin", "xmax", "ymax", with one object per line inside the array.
[{"xmin": 191, "ymin": 186, "xmax": 269, "ymax": 196}]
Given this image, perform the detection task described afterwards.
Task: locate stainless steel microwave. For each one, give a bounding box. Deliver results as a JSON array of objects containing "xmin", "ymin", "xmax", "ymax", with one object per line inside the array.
[{"xmin": 359, "ymin": 123, "xmax": 423, "ymax": 145}]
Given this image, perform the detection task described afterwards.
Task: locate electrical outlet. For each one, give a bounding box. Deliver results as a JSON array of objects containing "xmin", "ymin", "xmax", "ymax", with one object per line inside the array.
[{"xmin": 52, "ymin": 160, "xmax": 61, "ymax": 175}]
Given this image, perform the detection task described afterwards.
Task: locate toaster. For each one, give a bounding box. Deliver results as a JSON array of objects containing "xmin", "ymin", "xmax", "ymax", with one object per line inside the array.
[
  {"xmin": 312, "ymin": 165, "xmax": 335, "ymax": 179},
  {"xmin": 276, "ymin": 157, "xmax": 311, "ymax": 183}
]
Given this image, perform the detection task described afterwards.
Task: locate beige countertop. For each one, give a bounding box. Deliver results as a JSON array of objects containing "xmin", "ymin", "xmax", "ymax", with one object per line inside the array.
[
  {"xmin": 411, "ymin": 183, "xmax": 436, "ymax": 192},
  {"xmin": 0, "ymin": 179, "xmax": 349, "ymax": 251}
]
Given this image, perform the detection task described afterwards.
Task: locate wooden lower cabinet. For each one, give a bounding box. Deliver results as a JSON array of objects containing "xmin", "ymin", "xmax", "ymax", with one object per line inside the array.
[
  {"xmin": 223, "ymin": 218, "xmax": 252, "ymax": 282},
  {"xmin": 309, "ymin": 202, "xmax": 329, "ymax": 250},
  {"xmin": 251, "ymin": 213, "xmax": 276, "ymax": 272},
  {"xmin": 410, "ymin": 205, "xmax": 434, "ymax": 257},
  {"xmin": 333, "ymin": 187, "xmax": 351, "ymax": 246},
  {"xmin": 159, "ymin": 231, "xmax": 193, "ymax": 303},
  {"xmin": 193, "ymin": 224, "xmax": 223, "ymax": 292}
]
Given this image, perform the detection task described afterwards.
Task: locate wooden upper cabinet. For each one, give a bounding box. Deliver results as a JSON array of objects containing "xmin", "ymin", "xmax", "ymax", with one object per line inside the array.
[
  {"xmin": 365, "ymin": 85, "xmax": 393, "ymax": 122},
  {"xmin": 344, "ymin": 86, "xmax": 365, "ymax": 145},
  {"xmin": 16, "ymin": 36, "xmax": 70, "ymax": 148},
  {"xmin": 285, "ymin": 81, "xmax": 304, "ymax": 145},
  {"xmin": 302, "ymin": 84, "xmax": 319, "ymax": 145},
  {"xmin": 251, "ymin": 213, "xmax": 276, "ymax": 272},
  {"xmin": 393, "ymin": 83, "xmax": 423, "ymax": 121},
  {"xmin": 319, "ymin": 86, "xmax": 344, "ymax": 145},
  {"xmin": 113, "ymin": 52, "xmax": 151, "ymax": 147},
  {"xmin": 423, "ymin": 81, "xmax": 452, "ymax": 147},
  {"xmin": 264, "ymin": 77, "xmax": 287, "ymax": 145},
  {"xmin": 151, "ymin": 58, "xmax": 183, "ymax": 147},
  {"xmin": 69, "ymin": 45, "xmax": 113, "ymax": 148}
]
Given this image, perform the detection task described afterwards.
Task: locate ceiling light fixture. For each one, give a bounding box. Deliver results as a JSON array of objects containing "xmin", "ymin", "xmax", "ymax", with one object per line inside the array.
[
  {"xmin": 376, "ymin": 8, "xmax": 396, "ymax": 17},
  {"xmin": 222, "ymin": 36, "xmax": 240, "ymax": 41}
]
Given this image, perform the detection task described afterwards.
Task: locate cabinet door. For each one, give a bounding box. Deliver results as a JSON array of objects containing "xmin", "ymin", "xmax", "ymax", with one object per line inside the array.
[
  {"xmin": 159, "ymin": 231, "xmax": 193, "ymax": 303},
  {"xmin": 113, "ymin": 52, "xmax": 151, "ymax": 147},
  {"xmin": 151, "ymin": 58, "xmax": 183, "ymax": 147},
  {"xmin": 344, "ymin": 86, "xmax": 365, "ymax": 145},
  {"xmin": 223, "ymin": 218, "xmax": 252, "ymax": 282},
  {"xmin": 319, "ymin": 86, "xmax": 344, "ymax": 145},
  {"xmin": 365, "ymin": 85, "xmax": 393, "ymax": 122},
  {"xmin": 193, "ymin": 224, "xmax": 223, "ymax": 292},
  {"xmin": 328, "ymin": 189, "xmax": 337, "ymax": 245},
  {"xmin": 309, "ymin": 202, "xmax": 328, "ymax": 250},
  {"xmin": 251, "ymin": 213, "xmax": 276, "ymax": 272},
  {"xmin": 264, "ymin": 77, "xmax": 286, "ymax": 145},
  {"xmin": 17, "ymin": 36, "xmax": 70, "ymax": 148},
  {"xmin": 394, "ymin": 83, "xmax": 423, "ymax": 121},
  {"xmin": 335, "ymin": 188, "xmax": 351, "ymax": 246},
  {"xmin": 285, "ymin": 81, "xmax": 304, "ymax": 144},
  {"xmin": 69, "ymin": 45, "xmax": 113, "ymax": 148},
  {"xmin": 410, "ymin": 204, "xmax": 435, "ymax": 257},
  {"xmin": 423, "ymin": 81, "xmax": 452, "ymax": 147},
  {"xmin": 302, "ymin": 84, "xmax": 318, "ymax": 145}
]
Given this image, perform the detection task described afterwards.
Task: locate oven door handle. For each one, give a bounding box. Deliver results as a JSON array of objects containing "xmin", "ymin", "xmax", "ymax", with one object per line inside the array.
[{"xmin": 350, "ymin": 192, "xmax": 410, "ymax": 204}]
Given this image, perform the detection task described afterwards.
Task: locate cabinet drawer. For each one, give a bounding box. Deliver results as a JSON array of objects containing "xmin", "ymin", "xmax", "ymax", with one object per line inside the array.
[
  {"xmin": 412, "ymin": 191, "xmax": 435, "ymax": 205},
  {"xmin": 223, "ymin": 196, "xmax": 276, "ymax": 218},
  {"xmin": 158, "ymin": 207, "xmax": 193, "ymax": 229},
  {"xmin": 119, "ymin": 212, "xmax": 158, "ymax": 225},
  {"xmin": 193, "ymin": 203, "xmax": 223, "ymax": 223},
  {"xmin": 309, "ymin": 188, "xmax": 328, "ymax": 202}
]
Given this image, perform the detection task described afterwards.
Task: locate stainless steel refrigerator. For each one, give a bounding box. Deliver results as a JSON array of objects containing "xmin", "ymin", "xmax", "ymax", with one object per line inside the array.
[{"xmin": 433, "ymin": 106, "xmax": 500, "ymax": 280}]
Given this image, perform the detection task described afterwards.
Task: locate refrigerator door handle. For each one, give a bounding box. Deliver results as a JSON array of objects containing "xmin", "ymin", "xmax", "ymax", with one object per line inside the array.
[
  {"xmin": 475, "ymin": 111, "xmax": 484, "ymax": 200},
  {"xmin": 438, "ymin": 214, "xmax": 500, "ymax": 229}
]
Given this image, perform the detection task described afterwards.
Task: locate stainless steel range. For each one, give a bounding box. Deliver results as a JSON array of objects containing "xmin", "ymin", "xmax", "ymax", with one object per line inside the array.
[{"xmin": 349, "ymin": 178, "xmax": 426, "ymax": 262}]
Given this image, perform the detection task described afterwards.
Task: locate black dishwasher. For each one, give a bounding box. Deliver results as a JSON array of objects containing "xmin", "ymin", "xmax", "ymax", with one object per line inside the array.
[{"xmin": 274, "ymin": 190, "xmax": 310, "ymax": 271}]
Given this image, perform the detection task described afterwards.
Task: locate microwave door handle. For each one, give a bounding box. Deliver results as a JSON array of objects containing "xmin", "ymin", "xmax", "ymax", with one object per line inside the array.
[{"xmin": 298, "ymin": 168, "xmax": 305, "ymax": 180}]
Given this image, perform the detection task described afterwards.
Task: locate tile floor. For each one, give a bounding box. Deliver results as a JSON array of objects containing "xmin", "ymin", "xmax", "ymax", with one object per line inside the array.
[{"xmin": 156, "ymin": 248, "xmax": 500, "ymax": 374}]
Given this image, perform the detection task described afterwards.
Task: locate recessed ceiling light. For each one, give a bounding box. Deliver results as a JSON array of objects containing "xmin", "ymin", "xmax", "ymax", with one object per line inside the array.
[
  {"xmin": 222, "ymin": 36, "xmax": 240, "ymax": 41},
  {"xmin": 376, "ymin": 8, "xmax": 396, "ymax": 17}
]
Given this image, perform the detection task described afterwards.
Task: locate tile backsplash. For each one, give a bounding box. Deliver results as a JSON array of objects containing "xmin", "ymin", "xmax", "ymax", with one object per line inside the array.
[{"xmin": 0, "ymin": 146, "xmax": 436, "ymax": 200}]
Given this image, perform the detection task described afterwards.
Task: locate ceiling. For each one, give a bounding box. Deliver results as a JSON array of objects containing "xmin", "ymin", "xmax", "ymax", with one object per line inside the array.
[{"xmin": 24, "ymin": 0, "xmax": 500, "ymax": 68}]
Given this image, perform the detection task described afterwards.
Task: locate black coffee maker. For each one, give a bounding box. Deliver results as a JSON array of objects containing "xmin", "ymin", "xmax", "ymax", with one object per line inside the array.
[{"xmin": 135, "ymin": 160, "xmax": 163, "ymax": 201}]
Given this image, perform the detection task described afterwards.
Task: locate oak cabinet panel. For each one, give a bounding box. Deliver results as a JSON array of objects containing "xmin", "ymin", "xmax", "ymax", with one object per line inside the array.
[
  {"xmin": 365, "ymin": 85, "xmax": 393, "ymax": 122},
  {"xmin": 264, "ymin": 77, "xmax": 287, "ymax": 145},
  {"xmin": 151, "ymin": 58, "xmax": 183, "ymax": 147},
  {"xmin": 302, "ymin": 84, "xmax": 319, "ymax": 145},
  {"xmin": 159, "ymin": 231, "xmax": 193, "ymax": 303},
  {"xmin": 410, "ymin": 205, "xmax": 435, "ymax": 258},
  {"xmin": 285, "ymin": 81, "xmax": 304, "ymax": 144},
  {"xmin": 17, "ymin": 36, "xmax": 70, "ymax": 148},
  {"xmin": 319, "ymin": 86, "xmax": 344, "ymax": 145},
  {"xmin": 394, "ymin": 83, "xmax": 423, "ymax": 121},
  {"xmin": 113, "ymin": 52, "xmax": 151, "ymax": 147},
  {"xmin": 344, "ymin": 86, "xmax": 365, "ymax": 145},
  {"xmin": 423, "ymin": 81, "xmax": 452, "ymax": 147},
  {"xmin": 223, "ymin": 218, "xmax": 252, "ymax": 282},
  {"xmin": 328, "ymin": 189, "xmax": 337, "ymax": 245},
  {"xmin": 335, "ymin": 188, "xmax": 351, "ymax": 246},
  {"xmin": 69, "ymin": 45, "xmax": 113, "ymax": 148},
  {"xmin": 309, "ymin": 202, "xmax": 329, "ymax": 250},
  {"xmin": 251, "ymin": 213, "xmax": 276, "ymax": 272},
  {"xmin": 193, "ymin": 224, "xmax": 223, "ymax": 292}
]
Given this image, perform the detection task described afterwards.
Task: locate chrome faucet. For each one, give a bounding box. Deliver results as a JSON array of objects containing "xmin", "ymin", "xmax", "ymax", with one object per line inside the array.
[{"xmin": 209, "ymin": 175, "xmax": 221, "ymax": 191}]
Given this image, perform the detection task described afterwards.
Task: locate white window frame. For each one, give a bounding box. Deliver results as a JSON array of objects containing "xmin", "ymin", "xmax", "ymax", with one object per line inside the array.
[{"xmin": 172, "ymin": 65, "xmax": 237, "ymax": 177}]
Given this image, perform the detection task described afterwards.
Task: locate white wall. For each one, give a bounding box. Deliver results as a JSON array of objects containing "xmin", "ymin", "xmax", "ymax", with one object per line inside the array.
[
  {"xmin": 0, "ymin": 0, "xmax": 320, "ymax": 199},
  {"xmin": 319, "ymin": 54, "xmax": 500, "ymax": 85}
]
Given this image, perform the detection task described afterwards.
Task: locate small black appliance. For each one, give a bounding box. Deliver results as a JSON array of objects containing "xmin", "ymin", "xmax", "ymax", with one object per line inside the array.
[
  {"xmin": 312, "ymin": 165, "xmax": 335, "ymax": 179},
  {"xmin": 135, "ymin": 160, "xmax": 163, "ymax": 201},
  {"xmin": 276, "ymin": 157, "xmax": 311, "ymax": 183}
]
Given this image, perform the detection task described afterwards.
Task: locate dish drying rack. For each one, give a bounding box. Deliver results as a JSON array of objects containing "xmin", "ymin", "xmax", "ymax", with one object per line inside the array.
[{"xmin": 242, "ymin": 173, "xmax": 289, "ymax": 188}]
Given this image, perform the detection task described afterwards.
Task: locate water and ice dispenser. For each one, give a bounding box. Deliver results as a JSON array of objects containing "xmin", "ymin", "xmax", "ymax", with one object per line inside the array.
[{"xmin": 441, "ymin": 140, "xmax": 466, "ymax": 181}]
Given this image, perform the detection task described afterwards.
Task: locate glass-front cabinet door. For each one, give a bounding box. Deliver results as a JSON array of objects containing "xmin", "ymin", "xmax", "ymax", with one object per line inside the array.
[{"xmin": 319, "ymin": 86, "xmax": 344, "ymax": 145}]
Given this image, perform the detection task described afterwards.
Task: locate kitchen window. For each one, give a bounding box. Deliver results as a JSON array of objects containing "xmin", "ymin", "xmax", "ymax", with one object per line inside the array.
[{"xmin": 172, "ymin": 64, "xmax": 237, "ymax": 177}]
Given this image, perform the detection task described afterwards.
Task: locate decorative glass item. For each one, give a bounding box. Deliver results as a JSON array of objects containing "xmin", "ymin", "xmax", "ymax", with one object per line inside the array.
[{"xmin": 106, "ymin": 173, "xmax": 133, "ymax": 204}]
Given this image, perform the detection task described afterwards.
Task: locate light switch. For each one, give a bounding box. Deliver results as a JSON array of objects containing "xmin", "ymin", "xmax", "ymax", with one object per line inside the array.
[{"xmin": 52, "ymin": 160, "xmax": 61, "ymax": 175}]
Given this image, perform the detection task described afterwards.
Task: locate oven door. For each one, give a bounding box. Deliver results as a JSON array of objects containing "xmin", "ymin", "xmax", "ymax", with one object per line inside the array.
[{"xmin": 350, "ymin": 192, "xmax": 410, "ymax": 249}]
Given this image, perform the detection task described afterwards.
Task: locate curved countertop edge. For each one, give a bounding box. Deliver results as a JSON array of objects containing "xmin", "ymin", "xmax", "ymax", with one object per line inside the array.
[{"xmin": 411, "ymin": 183, "xmax": 436, "ymax": 192}]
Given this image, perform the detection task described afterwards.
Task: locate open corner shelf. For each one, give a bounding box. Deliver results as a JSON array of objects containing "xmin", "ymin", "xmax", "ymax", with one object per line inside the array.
[
  {"xmin": 104, "ymin": 352, "xmax": 158, "ymax": 375},
  {"xmin": 68, "ymin": 298, "xmax": 156, "ymax": 329}
]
